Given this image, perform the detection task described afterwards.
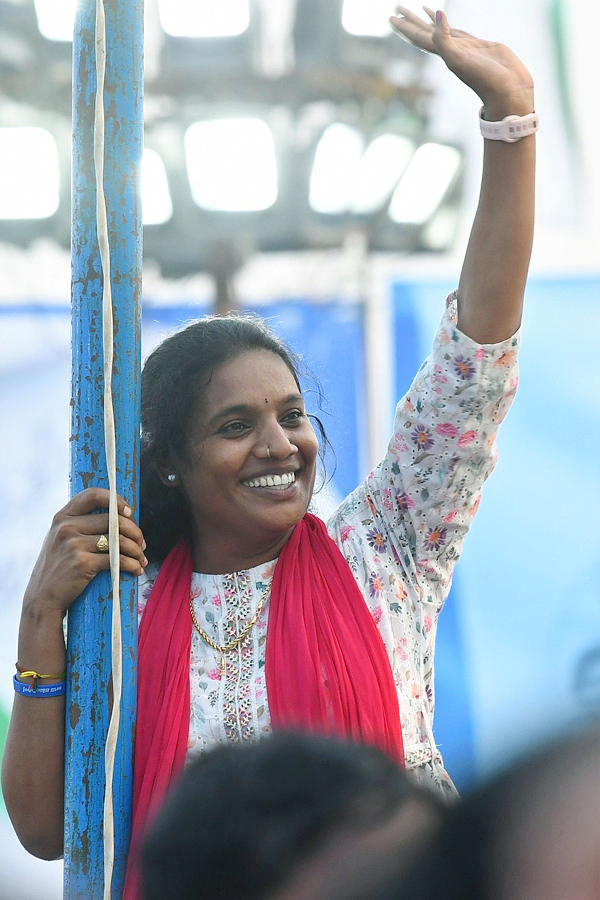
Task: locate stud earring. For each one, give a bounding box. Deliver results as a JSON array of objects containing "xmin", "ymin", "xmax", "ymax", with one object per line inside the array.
[{"xmin": 167, "ymin": 474, "xmax": 177, "ymax": 483}]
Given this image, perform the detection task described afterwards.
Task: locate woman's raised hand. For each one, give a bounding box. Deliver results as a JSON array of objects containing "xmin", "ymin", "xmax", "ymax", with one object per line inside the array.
[
  {"xmin": 390, "ymin": 7, "xmax": 534, "ymax": 116},
  {"xmin": 24, "ymin": 487, "xmax": 147, "ymax": 616}
]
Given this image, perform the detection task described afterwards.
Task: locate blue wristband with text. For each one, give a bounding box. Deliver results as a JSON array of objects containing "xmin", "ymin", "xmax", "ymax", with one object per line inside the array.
[{"xmin": 13, "ymin": 674, "xmax": 66, "ymax": 697}]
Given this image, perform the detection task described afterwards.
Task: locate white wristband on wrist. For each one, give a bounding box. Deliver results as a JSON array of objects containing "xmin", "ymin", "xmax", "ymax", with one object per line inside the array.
[{"xmin": 479, "ymin": 108, "xmax": 539, "ymax": 143}]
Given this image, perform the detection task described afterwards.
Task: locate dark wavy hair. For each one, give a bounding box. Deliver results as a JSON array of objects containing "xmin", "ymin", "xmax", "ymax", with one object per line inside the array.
[{"xmin": 140, "ymin": 314, "xmax": 331, "ymax": 563}]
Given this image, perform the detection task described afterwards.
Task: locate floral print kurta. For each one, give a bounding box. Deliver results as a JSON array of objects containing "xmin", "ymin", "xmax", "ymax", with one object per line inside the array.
[{"xmin": 139, "ymin": 294, "xmax": 520, "ymax": 797}]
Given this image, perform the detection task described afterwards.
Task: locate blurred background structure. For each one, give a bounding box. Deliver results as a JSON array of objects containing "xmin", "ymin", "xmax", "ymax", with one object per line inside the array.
[{"xmin": 1, "ymin": 0, "xmax": 599, "ymax": 896}]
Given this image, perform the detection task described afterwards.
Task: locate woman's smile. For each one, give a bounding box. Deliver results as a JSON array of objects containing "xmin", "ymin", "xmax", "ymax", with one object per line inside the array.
[{"xmin": 240, "ymin": 471, "xmax": 296, "ymax": 490}]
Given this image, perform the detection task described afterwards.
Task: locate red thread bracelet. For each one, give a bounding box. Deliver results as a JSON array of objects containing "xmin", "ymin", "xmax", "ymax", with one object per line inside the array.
[{"xmin": 15, "ymin": 662, "xmax": 67, "ymax": 691}]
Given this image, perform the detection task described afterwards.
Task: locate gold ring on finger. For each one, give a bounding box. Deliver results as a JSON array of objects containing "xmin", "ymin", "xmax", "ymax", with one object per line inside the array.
[{"xmin": 95, "ymin": 534, "xmax": 110, "ymax": 553}]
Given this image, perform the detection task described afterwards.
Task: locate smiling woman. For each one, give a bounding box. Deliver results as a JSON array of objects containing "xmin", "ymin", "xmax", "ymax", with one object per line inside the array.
[
  {"xmin": 176, "ymin": 351, "xmax": 318, "ymax": 573},
  {"xmin": 138, "ymin": 315, "xmax": 323, "ymax": 570},
  {"xmin": 2, "ymin": 7, "xmax": 536, "ymax": 900},
  {"xmin": 149, "ymin": 343, "xmax": 319, "ymax": 573}
]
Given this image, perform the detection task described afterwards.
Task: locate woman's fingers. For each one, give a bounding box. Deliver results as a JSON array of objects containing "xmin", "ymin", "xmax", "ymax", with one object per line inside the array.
[
  {"xmin": 55, "ymin": 507, "xmax": 145, "ymax": 552},
  {"xmin": 54, "ymin": 488, "xmax": 145, "ymax": 554},
  {"xmin": 91, "ymin": 548, "xmax": 147, "ymax": 577},
  {"xmin": 27, "ymin": 489, "xmax": 148, "ymax": 611},
  {"xmin": 76, "ymin": 511, "xmax": 144, "ymax": 544},
  {"xmin": 24, "ymin": 484, "xmax": 148, "ymax": 616},
  {"xmin": 390, "ymin": 7, "xmax": 473, "ymax": 56},
  {"xmin": 391, "ymin": 6, "xmax": 533, "ymax": 106},
  {"xmin": 89, "ymin": 531, "xmax": 147, "ymax": 571},
  {"xmin": 390, "ymin": 7, "xmax": 437, "ymax": 53},
  {"xmin": 57, "ymin": 486, "xmax": 131, "ymax": 518}
]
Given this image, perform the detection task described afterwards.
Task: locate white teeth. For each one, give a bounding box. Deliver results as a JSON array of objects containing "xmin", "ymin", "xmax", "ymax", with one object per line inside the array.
[{"xmin": 242, "ymin": 472, "xmax": 296, "ymax": 489}]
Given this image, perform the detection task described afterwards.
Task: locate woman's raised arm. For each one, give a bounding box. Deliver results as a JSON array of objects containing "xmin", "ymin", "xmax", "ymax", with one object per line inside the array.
[{"xmin": 390, "ymin": 6, "xmax": 536, "ymax": 343}]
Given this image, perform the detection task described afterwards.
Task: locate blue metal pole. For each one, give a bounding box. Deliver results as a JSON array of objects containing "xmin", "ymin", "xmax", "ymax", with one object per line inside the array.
[{"xmin": 66, "ymin": 1, "xmax": 143, "ymax": 898}]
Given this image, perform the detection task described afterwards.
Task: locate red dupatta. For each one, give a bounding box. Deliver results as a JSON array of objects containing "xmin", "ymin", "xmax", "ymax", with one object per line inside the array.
[
  {"xmin": 265, "ymin": 514, "xmax": 403, "ymax": 762},
  {"xmin": 123, "ymin": 513, "xmax": 403, "ymax": 899}
]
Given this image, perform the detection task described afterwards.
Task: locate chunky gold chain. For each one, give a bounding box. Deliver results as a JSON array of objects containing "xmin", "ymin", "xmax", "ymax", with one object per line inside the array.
[{"xmin": 190, "ymin": 580, "xmax": 271, "ymax": 676}]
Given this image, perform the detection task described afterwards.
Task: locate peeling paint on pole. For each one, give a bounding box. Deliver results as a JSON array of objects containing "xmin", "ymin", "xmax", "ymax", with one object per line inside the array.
[{"xmin": 66, "ymin": 1, "xmax": 143, "ymax": 898}]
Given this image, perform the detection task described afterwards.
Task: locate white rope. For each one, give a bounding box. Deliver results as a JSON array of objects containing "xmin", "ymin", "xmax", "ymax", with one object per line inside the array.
[{"xmin": 93, "ymin": 2, "xmax": 123, "ymax": 897}]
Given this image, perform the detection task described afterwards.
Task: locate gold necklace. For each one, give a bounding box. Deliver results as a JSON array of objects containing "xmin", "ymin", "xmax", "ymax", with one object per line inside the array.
[{"xmin": 190, "ymin": 580, "xmax": 271, "ymax": 677}]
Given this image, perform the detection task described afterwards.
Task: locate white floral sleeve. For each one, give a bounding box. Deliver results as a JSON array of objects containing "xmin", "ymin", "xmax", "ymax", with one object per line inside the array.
[{"xmin": 330, "ymin": 294, "xmax": 520, "ymax": 614}]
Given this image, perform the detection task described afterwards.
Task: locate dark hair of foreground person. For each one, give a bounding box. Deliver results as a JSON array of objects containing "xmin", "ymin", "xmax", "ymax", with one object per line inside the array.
[{"xmin": 140, "ymin": 732, "xmax": 445, "ymax": 900}]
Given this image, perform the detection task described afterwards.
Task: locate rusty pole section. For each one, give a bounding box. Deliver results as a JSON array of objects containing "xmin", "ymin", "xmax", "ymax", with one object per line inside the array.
[{"xmin": 66, "ymin": 1, "xmax": 143, "ymax": 897}]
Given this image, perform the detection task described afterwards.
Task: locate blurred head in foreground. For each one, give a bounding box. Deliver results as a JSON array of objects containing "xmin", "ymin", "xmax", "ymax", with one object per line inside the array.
[
  {"xmin": 356, "ymin": 726, "xmax": 600, "ymax": 900},
  {"xmin": 140, "ymin": 732, "xmax": 444, "ymax": 900}
]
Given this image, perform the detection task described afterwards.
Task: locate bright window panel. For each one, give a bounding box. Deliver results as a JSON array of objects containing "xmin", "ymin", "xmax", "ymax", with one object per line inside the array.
[
  {"xmin": 342, "ymin": 0, "xmax": 445, "ymax": 37},
  {"xmin": 159, "ymin": 0, "xmax": 250, "ymax": 37},
  {"xmin": 388, "ymin": 142, "xmax": 460, "ymax": 225},
  {"xmin": 185, "ymin": 118, "xmax": 277, "ymax": 212},
  {"xmin": 0, "ymin": 128, "xmax": 60, "ymax": 219},
  {"xmin": 309, "ymin": 124, "xmax": 365, "ymax": 215},
  {"xmin": 142, "ymin": 149, "xmax": 173, "ymax": 225},
  {"xmin": 351, "ymin": 134, "xmax": 414, "ymax": 215},
  {"xmin": 35, "ymin": 0, "xmax": 75, "ymax": 41}
]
